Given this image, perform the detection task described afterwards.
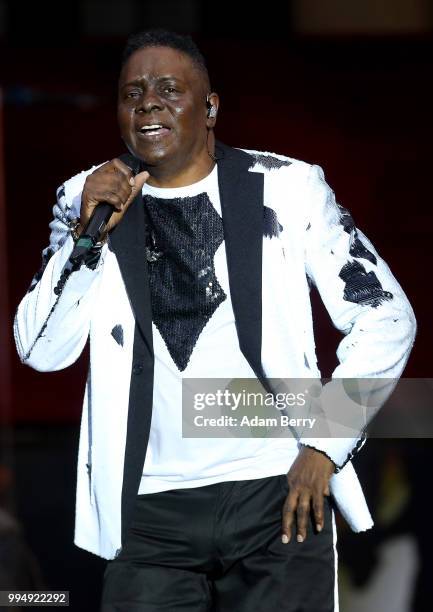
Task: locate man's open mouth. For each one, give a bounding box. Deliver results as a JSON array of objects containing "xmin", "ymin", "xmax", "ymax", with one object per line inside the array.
[{"xmin": 138, "ymin": 124, "xmax": 171, "ymax": 136}]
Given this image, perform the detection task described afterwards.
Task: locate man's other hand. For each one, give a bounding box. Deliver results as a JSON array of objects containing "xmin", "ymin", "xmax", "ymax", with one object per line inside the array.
[
  {"xmin": 281, "ymin": 445, "xmax": 336, "ymax": 544},
  {"xmin": 80, "ymin": 158, "xmax": 149, "ymax": 239}
]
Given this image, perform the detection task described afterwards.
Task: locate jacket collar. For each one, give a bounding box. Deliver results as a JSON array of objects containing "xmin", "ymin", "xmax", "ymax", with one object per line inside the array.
[{"xmin": 109, "ymin": 141, "xmax": 265, "ymax": 380}]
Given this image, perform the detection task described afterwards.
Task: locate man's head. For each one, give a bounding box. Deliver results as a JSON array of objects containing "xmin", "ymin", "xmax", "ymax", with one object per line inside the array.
[{"xmin": 117, "ymin": 29, "xmax": 219, "ymax": 186}]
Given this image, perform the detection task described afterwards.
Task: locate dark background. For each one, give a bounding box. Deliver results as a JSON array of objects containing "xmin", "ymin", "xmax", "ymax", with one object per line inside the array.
[{"xmin": 1, "ymin": 1, "xmax": 432, "ymax": 610}]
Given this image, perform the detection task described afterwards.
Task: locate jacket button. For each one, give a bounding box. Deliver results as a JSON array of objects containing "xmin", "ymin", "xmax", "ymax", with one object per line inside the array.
[{"xmin": 132, "ymin": 363, "xmax": 143, "ymax": 375}]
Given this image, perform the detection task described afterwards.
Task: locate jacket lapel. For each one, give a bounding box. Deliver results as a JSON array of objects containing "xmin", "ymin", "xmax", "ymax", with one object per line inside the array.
[
  {"xmin": 216, "ymin": 142, "xmax": 267, "ymax": 384},
  {"xmin": 108, "ymin": 187, "xmax": 155, "ymax": 547},
  {"xmin": 108, "ymin": 189, "xmax": 153, "ymax": 358}
]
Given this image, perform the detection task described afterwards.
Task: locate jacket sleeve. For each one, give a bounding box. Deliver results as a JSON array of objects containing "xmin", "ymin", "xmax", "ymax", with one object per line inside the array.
[
  {"xmin": 299, "ymin": 163, "xmax": 417, "ymax": 471},
  {"xmin": 13, "ymin": 176, "xmax": 106, "ymax": 372}
]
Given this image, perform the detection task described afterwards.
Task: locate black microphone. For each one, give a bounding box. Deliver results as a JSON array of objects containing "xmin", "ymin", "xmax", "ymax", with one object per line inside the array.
[{"xmin": 69, "ymin": 153, "xmax": 143, "ymax": 266}]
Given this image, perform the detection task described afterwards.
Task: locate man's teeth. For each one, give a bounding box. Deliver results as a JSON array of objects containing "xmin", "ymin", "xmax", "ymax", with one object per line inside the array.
[{"xmin": 141, "ymin": 125, "xmax": 163, "ymax": 132}]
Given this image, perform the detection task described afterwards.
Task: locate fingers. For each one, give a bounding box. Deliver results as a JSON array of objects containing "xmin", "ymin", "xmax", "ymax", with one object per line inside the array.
[
  {"xmin": 312, "ymin": 491, "xmax": 325, "ymax": 533},
  {"xmin": 112, "ymin": 159, "xmax": 149, "ymax": 191},
  {"xmin": 101, "ymin": 160, "xmax": 149, "ymax": 205},
  {"xmin": 281, "ymin": 486, "xmax": 327, "ymax": 544},
  {"xmin": 81, "ymin": 159, "xmax": 149, "ymax": 229},
  {"xmin": 93, "ymin": 184, "xmax": 131, "ymax": 211},
  {"xmin": 132, "ymin": 170, "xmax": 150, "ymax": 191},
  {"xmin": 281, "ymin": 487, "xmax": 299, "ymax": 544},
  {"xmin": 102, "ymin": 159, "xmax": 135, "ymax": 209},
  {"xmin": 295, "ymin": 492, "xmax": 311, "ymax": 543},
  {"xmin": 112, "ymin": 157, "xmax": 134, "ymax": 179},
  {"xmin": 280, "ymin": 446, "xmax": 334, "ymax": 545},
  {"xmin": 121, "ymin": 170, "xmax": 150, "ymax": 215}
]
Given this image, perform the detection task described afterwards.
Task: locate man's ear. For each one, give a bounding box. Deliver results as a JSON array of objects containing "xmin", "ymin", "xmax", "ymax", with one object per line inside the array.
[{"xmin": 206, "ymin": 92, "xmax": 219, "ymax": 127}]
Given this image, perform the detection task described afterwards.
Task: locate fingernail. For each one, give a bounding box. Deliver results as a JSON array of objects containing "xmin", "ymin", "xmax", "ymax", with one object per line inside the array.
[
  {"xmin": 281, "ymin": 534, "xmax": 289, "ymax": 544},
  {"xmin": 317, "ymin": 524, "xmax": 323, "ymax": 532},
  {"xmin": 129, "ymin": 177, "xmax": 135, "ymax": 185},
  {"xmin": 297, "ymin": 534, "xmax": 304, "ymax": 543}
]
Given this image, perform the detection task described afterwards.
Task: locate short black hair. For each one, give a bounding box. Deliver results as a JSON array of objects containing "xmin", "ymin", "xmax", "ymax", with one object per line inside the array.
[{"xmin": 121, "ymin": 29, "xmax": 210, "ymax": 88}]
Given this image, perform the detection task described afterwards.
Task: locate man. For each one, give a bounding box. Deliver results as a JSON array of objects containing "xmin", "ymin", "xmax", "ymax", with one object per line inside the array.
[{"xmin": 14, "ymin": 29, "xmax": 416, "ymax": 611}]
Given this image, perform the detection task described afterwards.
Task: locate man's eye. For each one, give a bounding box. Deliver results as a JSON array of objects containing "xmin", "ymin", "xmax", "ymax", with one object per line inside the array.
[
  {"xmin": 125, "ymin": 91, "xmax": 140, "ymax": 99},
  {"xmin": 164, "ymin": 87, "xmax": 177, "ymax": 94}
]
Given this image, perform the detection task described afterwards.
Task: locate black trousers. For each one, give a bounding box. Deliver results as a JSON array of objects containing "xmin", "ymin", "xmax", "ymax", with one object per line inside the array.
[{"xmin": 100, "ymin": 474, "xmax": 337, "ymax": 611}]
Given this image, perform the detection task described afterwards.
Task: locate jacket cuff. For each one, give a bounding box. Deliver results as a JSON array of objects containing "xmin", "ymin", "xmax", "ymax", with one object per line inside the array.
[
  {"xmin": 298, "ymin": 378, "xmax": 370, "ymax": 471},
  {"xmin": 298, "ymin": 435, "xmax": 366, "ymax": 473}
]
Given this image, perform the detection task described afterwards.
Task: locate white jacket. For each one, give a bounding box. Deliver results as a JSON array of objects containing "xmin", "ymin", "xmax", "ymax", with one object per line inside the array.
[{"xmin": 14, "ymin": 142, "xmax": 416, "ymax": 560}]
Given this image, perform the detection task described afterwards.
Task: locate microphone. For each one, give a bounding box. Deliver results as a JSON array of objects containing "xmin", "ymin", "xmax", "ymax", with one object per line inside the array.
[{"xmin": 69, "ymin": 153, "xmax": 143, "ymax": 266}]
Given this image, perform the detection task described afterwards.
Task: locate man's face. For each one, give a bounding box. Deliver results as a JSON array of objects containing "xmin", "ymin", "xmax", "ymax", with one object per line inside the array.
[{"xmin": 117, "ymin": 46, "xmax": 211, "ymax": 172}]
